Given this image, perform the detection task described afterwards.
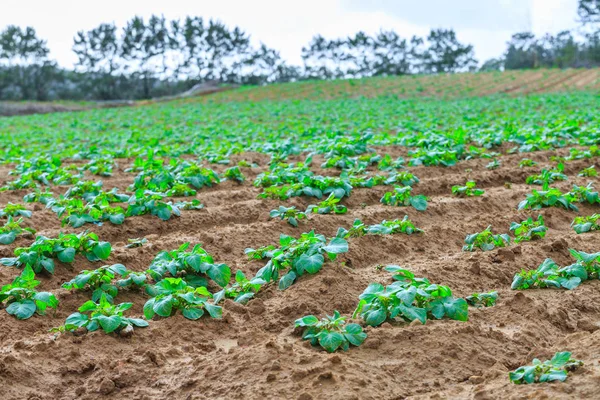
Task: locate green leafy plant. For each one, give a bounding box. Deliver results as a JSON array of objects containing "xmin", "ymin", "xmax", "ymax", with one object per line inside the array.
[
  {"xmin": 519, "ymin": 159, "xmax": 538, "ymax": 168},
  {"xmin": 578, "ymin": 165, "xmax": 597, "ymax": 177},
  {"xmin": 0, "ymin": 217, "xmax": 35, "ymax": 245},
  {"xmin": 511, "ymin": 250, "xmax": 600, "ymax": 291},
  {"xmin": 366, "ymin": 216, "xmax": 423, "ymax": 235},
  {"xmin": 486, "ymin": 159, "xmax": 500, "ymax": 170},
  {"xmin": 353, "ymin": 267, "xmax": 468, "ymax": 326},
  {"xmin": 269, "ymin": 206, "xmax": 307, "ymax": 227},
  {"xmin": 244, "ymin": 245, "xmax": 276, "ymax": 260},
  {"xmin": 452, "ymin": 181, "xmax": 485, "ymax": 197},
  {"xmin": 572, "ymin": 214, "xmax": 600, "ymax": 234},
  {"xmin": 147, "ymin": 243, "xmax": 231, "ymax": 288},
  {"xmin": 567, "ymin": 183, "xmax": 599, "ymax": 205},
  {"xmin": 295, "ymin": 311, "xmax": 366, "ymax": 353},
  {"xmin": 525, "ymin": 163, "xmax": 567, "ymax": 186},
  {"xmin": 336, "ymin": 219, "xmax": 368, "ymax": 239},
  {"xmin": 465, "ymin": 291, "xmax": 498, "ymax": 307},
  {"xmin": 62, "ymin": 264, "xmax": 127, "ymax": 302},
  {"xmin": 255, "ymin": 231, "xmax": 348, "ymax": 290},
  {"xmin": 143, "ymin": 278, "xmax": 222, "ymax": 320},
  {"xmin": 509, "ymin": 215, "xmax": 547, "ymax": 243},
  {"xmin": 518, "ymin": 187, "xmax": 578, "ymax": 211},
  {"xmin": 380, "ymin": 186, "xmax": 427, "ymax": 211},
  {"xmin": 306, "ymin": 193, "xmax": 347, "ymax": 215},
  {"xmin": 0, "ymin": 265, "xmax": 58, "ymax": 320},
  {"xmin": 213, "ymin": 270, "xmax": 266, "ymax": 304},
  {"xmin": 0, "ymin": 230, "xmax": 111, "ymax": 274},
  {"xmin": 0, "ymin": 203, "xmax": 32, "ymax": 218},
  {"xmin": 463, "ymin": 226, "xmax": 510, "ymax": 251},
  {"xmin": 509, "ymin": 352, "xmax": 583, "ymax": 384},
  {"xmin": 223, "ymin": 166, "xmax": 246, "ymax": 183},
  {"xmin": 55, "ymin": 293, "xmax": 148, "ymax": 334}
]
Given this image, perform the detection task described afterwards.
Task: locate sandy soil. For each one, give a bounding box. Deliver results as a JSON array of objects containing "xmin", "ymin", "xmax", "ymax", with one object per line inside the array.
[{"xmin": 0, "ymin": 148, "xmax": 600, "ymax": 400}]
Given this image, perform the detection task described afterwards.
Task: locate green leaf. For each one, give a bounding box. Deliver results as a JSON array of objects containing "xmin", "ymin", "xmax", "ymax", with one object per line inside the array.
[
  {"xmin": 0, "ymin": 231, "xmax": 16, "ymax": 245},
  {"xmin": 207, "ymin": 263, "xmax": 231, "ymax": 287},
  {"xmin": 127, "ymin": 318, "xmax": 149, "ymax": 327},
  {"xmin": 278, "ymin": 271, "xmax": 297, "ymax": 290},
  {"xmin": 65, "ymin": 312, "xmax": 89, "ymax": 327},
  {"xmin": 182, "ymin": 307, "xmax": 204, "ymax": 320},
  {"xmin": 318, "ymin": 331, "xmax": 345, "ymax": 353},
  {"xmin": 204, "ymin": 303, "xmax": 222, "ymax": 319},
  {"xmin": 6, "ymin": 299, "xmax": 36, "ymax": 320},
  {"xmin": 97, "ymin": 315, "xmax": 122, "ymax": 333},
  {"xmin": 398, "ymin": 304, "xmax": 427, "ymax": 324},
  {"xmin": 364, "ymin": 308, "xmax": 387, "ymax": 326},
  {"xmin": 295, "ymin": 315, "xmax": 319, "ymax": 327},
  {"xmin": 344, "ymin": 323, "xmax": 367, "ymax": 346},
  {"xmin": 409, "ymin": 195, "xmax": 428, "ymax": 211},
  {"xmin": 143, "ymin": 298, "xmax": 156, "ymax": 319},
  {"xmin": 153, "ymin": 295, "xmax": 173, "ymax": 317},
  {"xmin": 93, "ymin": 242, "xmax": 112, "ymax": 260},
  {"xmin": 57, "ymin": 247, "xmax": 76, "ymax": 263},
  {"xmin": 295, "ymin": 253, "xmax": 324, "ymax": 274},
  {"xmin": 322, "ymin": 238, "xmax": 348, "ymax": 254}
]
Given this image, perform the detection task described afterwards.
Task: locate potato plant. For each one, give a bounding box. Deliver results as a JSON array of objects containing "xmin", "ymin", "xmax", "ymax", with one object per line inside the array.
[
  {"xmin": 518, "ymin": 187, "xmax": 577, "ymax": 211},
  {"xmin": 572, "ymin": 214, "xmax": 600, "ymax": 234},
  {"xmin": 525, "ymin": 163, "xmax": 567, "ymax": 186},
  {"xmin": 269, "ymin": 206, "xmax": 307, "ymax": 227},
  {"xmin": 255, "ymin": 230, "xmax": 348, "ymax": 290},
  {"xmin": 380, "ymin": 186, "xmax": 428, "ymax": 211},
  {"xmin": 452, "ymin": 181, "xmax": 484, "ymax": 197},
  {"xmin": 0, "ymin": 203, "xmax": 32, "ymax": 218},
  {"xmin": 0, "ymin": 217, "xmax": 35, "ymax": 245},
  {"xmin": 0, "ymin": 265, "xmax": 58, "ymax": 320},
  {"xmin": 509, "ymin": 352, "xmax": 582, "ymax": 384},
  {"xmin": 55, "ymin": 293, "xmax": 148, "ymax": 334},
  {"xmin": 62, "ymin": 264, "xmax": 127, "ymax": 303},
  {"xmin": 295, "ymin": 311, "xmax": 367, "ymax": 353},
  {"xmin": 463, "ymin": 226, "xmax": 510, "ymax": 251},
  {"xmin": 144, "ymin": 278, "xmax": 222, "ymax": 320},
  {"xmin": 353, "ymin": 266, "xmax": 468, "ymax": 326},
  {"xmin": 0, "ymin": 230, "xmax": 111, "ymax": 274},
  {"xmin": 223, "ymin": 166, "xmax": 246, "ymax": 183},
  {"xmin": 213, "ymin": 270, "xmax": 266, "ymax": 304},
  {"xmin": 509, "ymin": 215, "xmax": 547, "ymax": 243},
  {"xmin": 578, "ymin": 165, "xmax": 597, "ymax": 177},
  {"xmin": 519, "ymin": 159, "xmax": 538, "ymax": 168},
  {"xmin": 466, "ymin": 291, "xmax": 498, "ymax": 307},
  {"xmin": 147, "ymin": 242, "xmax": 231, "ymax": 288},
  {"xmin": 305, "ymin": 193, "xmax": 347, "ymax": 215},
  {"xmin": 567, "ymin": 183, "xmax": 599, "ymax": 205}
]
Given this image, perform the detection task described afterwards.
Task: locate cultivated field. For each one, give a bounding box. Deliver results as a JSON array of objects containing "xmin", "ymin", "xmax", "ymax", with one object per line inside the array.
[{"xmin": 1, "ymin": 72, "xmax": 600, "ymax": 399}]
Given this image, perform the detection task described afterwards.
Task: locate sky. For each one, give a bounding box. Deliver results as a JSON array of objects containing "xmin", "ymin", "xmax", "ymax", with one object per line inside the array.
[{"xmin": 0, "ymin": 0, "xmax": 581, "ymax": 67}]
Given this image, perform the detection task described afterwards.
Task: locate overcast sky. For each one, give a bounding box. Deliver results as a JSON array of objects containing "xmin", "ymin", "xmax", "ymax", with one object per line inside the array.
[{"xmin": 0, "ymin": 0, "xmax": 581, "ymax": 67}]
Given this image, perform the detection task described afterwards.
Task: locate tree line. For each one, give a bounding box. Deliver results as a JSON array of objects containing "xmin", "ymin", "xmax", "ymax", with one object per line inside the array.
[{"xmin": 0, "ymin": 0, "xmax": 598, "ymax": 101}]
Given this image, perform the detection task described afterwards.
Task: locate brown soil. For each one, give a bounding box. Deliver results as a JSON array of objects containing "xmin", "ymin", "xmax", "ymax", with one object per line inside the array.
[{"xmin": 1, "ymin": 149, "xmax": 600, "ymax": 400}]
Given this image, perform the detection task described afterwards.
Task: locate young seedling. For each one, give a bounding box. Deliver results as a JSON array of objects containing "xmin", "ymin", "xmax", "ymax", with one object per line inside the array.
[
  {"xmin": 0, "ymin": 217, "xmax": 35, "ymax": 245},
  {"xmin": 452, "ymin": 181, "xmax": 485, "ymax": 197},
  {"xmin": 125, "ymin": 237, "xmax": 148, "ymax": 248},
  {"xmin": 572, "ymin": 214, "xmax": 600, "ymax": 234},
  {"xmin": 366, "ymin": 216, "xmax": 423, "ymax": 235},
  {"xmin": 336, "ymin": 219, "xmax": 368, "ymax": 239},
  {"xmin": 306, "ymin": 193, "xmax": 348, "ymax": 215},
  {"xmin": 509, "ymin": 352, "xmax": 583, "ymax": 384},
  {"xmin": 486, "ymin": 159, "xmax": 500, "ymax": 170},
  {"xmin": 269, "ymin": 206, "xmax": 307, "ymax": 227},
  {"xmin": 466, "ymin": 291, "xmax": 498, "ymax": 307},
  {"xmin": 62, "ymin": 264, "xmax": 127, "ymax": 303},
  {"xmin": 144, "ymin": 278, "xmax": 222, "ymax": 320},
  {"xmin": 295, "ymin": 311, "xmax": 367, "ymax": 353},
  {"xmin": 463, "ymin": 226, "xmax": 510, "ymax": 251},
  {"xmin": 519, "ymin": 159, "xmax": 538, "ymax": 168},
  {"xmin": 380, "ymin": 186, "xmax": 428, "ymax": 211},
  {"xmin": 0, "ymin": 265, "xmax": 58, "ymax": 320},
  {"xmin": 353, "ymin": 267, "xmax": 468, "ymax": 326},
  {"xmin": 509, "ymin": 215, "xmax": 547, "ymax": 243},
  {"xmin": 578, "ymin": 165, "xmax": 597, "ymax": 177},
  {"xmin": 213, "ymin": 270, "xmax": 266, "ymax": 304},
  {"xmin": 567, "ymin": 183, "xmax": 599, "ymax": 205},
  {"xmin": 55, "ymin": 293, "xmax": 148, "ymax": 334},
  {"xmin": 526, "ymin": 163, "xmax": 567, "ymax": 186},
  {"xmin": 244, "ymin": 245, "xmax": 276, "ymax": 260},
  {"xmin": 147, "ymin": 243, "xmax": 231, "ymax": 288},
  {"xmin": 255, "ymin": 230, "xmax": 348, "ymax": 290},
  {"xmin": 383, "ymin": 171, "xmax": 419, "ymax": 186},
  {"xmin": 0, "ymin": 230, "xmax": 111, "ymax": 274},
  {"xmin": 518, "ymin": 187, "xmax": 578, "ymax": 211},
  {"xmin": 0, "ymin": 203, "xmax": 32, "ymax": 218},
  {"xmin": 223, "ymin": 166, "xmax": 246, "ymax": 183}
]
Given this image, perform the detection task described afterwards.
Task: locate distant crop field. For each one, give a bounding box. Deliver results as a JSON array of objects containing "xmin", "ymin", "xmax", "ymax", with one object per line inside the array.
[{"xmin": 0, "ymin": 75, "xmax": 599, "ymax": 399}]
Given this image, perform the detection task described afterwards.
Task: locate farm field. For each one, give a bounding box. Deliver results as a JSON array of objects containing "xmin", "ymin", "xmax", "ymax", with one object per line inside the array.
[{"xmin": 0, "ymin": 74, "xmax": 600, "ymax": 399}]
